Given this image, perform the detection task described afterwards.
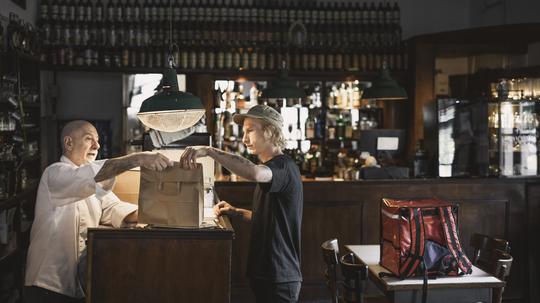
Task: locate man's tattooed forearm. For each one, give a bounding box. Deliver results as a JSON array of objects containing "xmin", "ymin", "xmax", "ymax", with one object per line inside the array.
[
  {"xmin": 94, "ymin": 158, "xmax": 134, "ymax": 182},
  {"xmin": 215, "ymin": 149, "xmax": 254, "ymax": 165}
]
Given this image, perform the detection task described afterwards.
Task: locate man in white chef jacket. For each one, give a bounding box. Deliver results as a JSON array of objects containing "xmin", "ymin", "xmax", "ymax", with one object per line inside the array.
[{"xmin": 24, "ymin": 120, "xmax": 173, "ymax": 303}]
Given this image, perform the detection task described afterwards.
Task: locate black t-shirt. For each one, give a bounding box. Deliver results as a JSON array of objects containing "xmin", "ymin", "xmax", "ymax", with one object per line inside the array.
[{"xmin": 246, "ymin": 154, "xmax": 303, "ymax": 282}]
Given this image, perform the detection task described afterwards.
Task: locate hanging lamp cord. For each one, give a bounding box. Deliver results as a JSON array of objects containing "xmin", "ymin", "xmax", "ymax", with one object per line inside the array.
[{"xmin": 168, "ymin": 0, "xmax": 178, "ymax": 68}]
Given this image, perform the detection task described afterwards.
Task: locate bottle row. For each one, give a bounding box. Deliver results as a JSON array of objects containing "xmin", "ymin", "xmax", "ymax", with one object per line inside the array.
[
  {"xmin": 39, "ymin": 0, "xmax": 401, "ymax": 27},
  {"xmin": 42, "ymin": 44, "xmax": 408, "ymax": 71},
  {"xmin": 40, "ymin": 19, "xmax": 402, "ymax": 49}
]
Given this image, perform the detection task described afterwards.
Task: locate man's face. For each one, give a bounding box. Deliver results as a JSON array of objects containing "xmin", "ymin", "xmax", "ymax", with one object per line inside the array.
[
  {"xmin": 65, "ymin": 124, "xmax": 100, "ymax": 166},
  {"xmin": 242, "ymin": 118, "xmax": 272, "ymax": 156}
]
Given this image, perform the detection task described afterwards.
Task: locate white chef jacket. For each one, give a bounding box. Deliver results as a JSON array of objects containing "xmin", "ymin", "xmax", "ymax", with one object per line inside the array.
[{"xmin": 25, "ymin": 156, "xmax": 138, "ymax": 298}]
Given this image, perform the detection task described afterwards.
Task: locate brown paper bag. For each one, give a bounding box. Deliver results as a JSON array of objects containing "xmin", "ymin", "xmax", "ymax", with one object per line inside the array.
[{"xmin": 138, "ymin": 164, "xmax": 203, "ymax": 228}]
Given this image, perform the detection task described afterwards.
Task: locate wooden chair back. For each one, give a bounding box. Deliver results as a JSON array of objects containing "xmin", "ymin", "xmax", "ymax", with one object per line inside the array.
[
  {"xmin": 470, "ymin": 233, "xmax": 512, "ymax": 303},
  {"xmin": 470, "ymin": 233, "xmax": 510, "ymax": 270},
  {"xmin": 339, "ymin": 253, "xmax": 368, "ymax": 303},
  {"xmin": 321, "ymin": 239, "xmax": 340, "ymax": 303},
  {"xmin": 490, "ymin": 249, "xmax": 513, "ymax": 303}
]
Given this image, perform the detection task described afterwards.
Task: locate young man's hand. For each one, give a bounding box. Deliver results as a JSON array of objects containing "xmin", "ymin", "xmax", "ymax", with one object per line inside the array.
[
  {"xmin": 213, "ymin": 201, "xmax": 237, "ymax": 217},
  {"xmin": 138, "ymin": 152, "xmax": 173, "ymax": 171},
  {"xmin": 179, "ymin": 146, "xmax": 211, "ymax": 169}
]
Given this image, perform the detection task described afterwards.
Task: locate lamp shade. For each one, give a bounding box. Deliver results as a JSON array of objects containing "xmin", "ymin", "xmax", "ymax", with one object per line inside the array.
[
  {"xmin": 137, "ymin": 67, "xmax": 205, "ymax": 132},
  {"xmin": 261, "ymin": 69, "xmax": 306, "ymax": 99},
  {"xmin": 363, "ymin": 68, "xmax": 407, "ymax": 100}
]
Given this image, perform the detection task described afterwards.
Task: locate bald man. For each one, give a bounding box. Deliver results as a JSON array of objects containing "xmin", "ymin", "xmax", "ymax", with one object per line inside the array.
[{"xmin": 24, "ymin": 120, "xmax": 172, "ymax": 303}]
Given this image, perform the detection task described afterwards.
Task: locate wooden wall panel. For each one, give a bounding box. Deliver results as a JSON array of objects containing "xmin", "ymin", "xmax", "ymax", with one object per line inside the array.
[{"xmin": 87, "ymin": 229, "xmax": 233, "ymax": 303}]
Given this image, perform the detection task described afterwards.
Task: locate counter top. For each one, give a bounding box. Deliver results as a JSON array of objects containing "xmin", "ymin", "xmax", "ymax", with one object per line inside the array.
[{"xmin": 216, "ymin": 176, "xmax": 540, "ymax": 185}]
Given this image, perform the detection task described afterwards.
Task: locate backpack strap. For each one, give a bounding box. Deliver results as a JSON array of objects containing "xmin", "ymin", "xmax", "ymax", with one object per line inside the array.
[
  {"xmin": 438, "ymin": 206, "xmax": 473, "ymax": 274},
  {"xmin": 399, "ymin": 208, "xmax": 426, "ymax": 278}
]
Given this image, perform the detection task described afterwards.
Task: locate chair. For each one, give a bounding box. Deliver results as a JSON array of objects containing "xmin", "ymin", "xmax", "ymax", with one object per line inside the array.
[
  {"xmin": 470, "ymin": 233, "xmax": 513, "ymax": 303},
  {"xmin": 490, "ymin": 249, "xmax": 513, "ymax": 303},
  {"xmin": 321, "ymin": 239, "xmax": 341, "ymax": 303},
  {"xmin": 339, "ymin": 253, "xmax": 369, "ymax": 303},
  {"xmin": 470, "ymin": 233, "xmax": 510, "ymax": 270}
]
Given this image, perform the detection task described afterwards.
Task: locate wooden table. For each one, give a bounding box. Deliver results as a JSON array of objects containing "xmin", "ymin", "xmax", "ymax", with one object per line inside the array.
[{"xmin": 345, "ymin": 245, "xmax": 505, "ymax": 303}]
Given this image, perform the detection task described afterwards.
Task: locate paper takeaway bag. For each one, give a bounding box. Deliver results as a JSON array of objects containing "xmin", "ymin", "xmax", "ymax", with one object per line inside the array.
[{"xmin": 138, "ymin": 164, "xmax": 203, "ymax": 228}]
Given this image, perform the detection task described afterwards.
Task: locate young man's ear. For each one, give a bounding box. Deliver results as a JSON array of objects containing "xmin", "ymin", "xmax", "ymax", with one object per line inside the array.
[{"xmin": 64, "ymin": 136, "xmax": 73, "ymax": 152}]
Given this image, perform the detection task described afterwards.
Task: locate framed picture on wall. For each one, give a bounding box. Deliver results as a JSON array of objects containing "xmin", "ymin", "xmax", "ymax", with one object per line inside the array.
[{"xmin": 11, "ymin": 0, "xmax": 26, "ymax": 9}]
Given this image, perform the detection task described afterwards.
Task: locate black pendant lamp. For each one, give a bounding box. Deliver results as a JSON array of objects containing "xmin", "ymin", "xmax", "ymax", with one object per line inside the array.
[
  {"xmin": 362, "ymin": 62, "xmax": 408, "ymax": 100},
  {"xmin": 137, "ymin": 0, "xmax": 205, "ymax": 132}
]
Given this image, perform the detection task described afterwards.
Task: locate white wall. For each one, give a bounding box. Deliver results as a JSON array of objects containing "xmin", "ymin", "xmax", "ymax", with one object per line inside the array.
[{"xmin": 400, "ymin": 0, "xmax": 472, "ymax": 39}]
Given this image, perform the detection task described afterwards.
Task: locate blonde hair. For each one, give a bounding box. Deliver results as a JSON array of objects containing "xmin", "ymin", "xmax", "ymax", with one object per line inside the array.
[{"xmin": 261, "ymin": 120, "xmax": 287, "ymax": 150}]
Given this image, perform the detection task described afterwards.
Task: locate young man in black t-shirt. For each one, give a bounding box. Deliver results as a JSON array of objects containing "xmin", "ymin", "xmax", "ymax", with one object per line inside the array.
[{"xmin": 180, "ymin": 105, "xmax": 303, "ymax": 303}]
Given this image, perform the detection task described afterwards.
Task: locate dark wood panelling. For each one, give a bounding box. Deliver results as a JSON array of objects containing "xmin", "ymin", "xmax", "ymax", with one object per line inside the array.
[
  {"xmin": 526, "ymin": 183, "xmax": 540, "ymax": 303},
  {"xmin": 216, "ymin": 179, "xmax": 538, "ymax": 303},
  {"xmin": 87, "ymin": 227, "xmax": 233, "ymax": 303}
]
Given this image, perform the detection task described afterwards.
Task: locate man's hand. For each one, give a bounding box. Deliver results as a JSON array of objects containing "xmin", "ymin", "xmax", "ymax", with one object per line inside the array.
[
  {"xmin": 138, "ymin": 152, "xmax": 173, "ymax": 171},
  {"xmin": 213, "ymin": 201, "xmax": 237, "ymax": 217},
  {"xmin": 124, "ymin": 210, "xmax": 138, "ymax": 223},
  {"xmin": 180, "ymin": 146, "xmax": 211, "ymax": 169}
]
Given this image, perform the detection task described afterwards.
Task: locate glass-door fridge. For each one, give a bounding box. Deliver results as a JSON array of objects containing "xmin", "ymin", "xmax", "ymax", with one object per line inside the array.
[{"xmin": 436, "ymin": 79, "xmax": 540, "ymax": 177}]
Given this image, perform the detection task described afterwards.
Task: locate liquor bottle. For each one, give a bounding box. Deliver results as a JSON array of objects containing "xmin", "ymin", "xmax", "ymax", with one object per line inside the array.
[
  {"xmin": 198, "ymin": 41, "xmax": 207, "ymax": 69},
  {"xmin": 106, "ymin": 0, "xmax": 115, "ymax": 22},
  {"xmin": 249, "ymin": 44, "xmax": 257, "ymax": 70},
  {"xmin": 392, "ymin": 2, "xmax": 400, "ymax": 25},
  {"xmin": 40, "ymin": 0, "xmax": 50, "ymax": 22},
  {"xmin": 125, "ymin": 0, "xmax": 134, "ymax": 23},
  {"xmin": 85, "ymin": 0, "xmax": 93, "ymax": 22},
  {"xmin": 58, "ymin": 0, "xmax": 67, "ymax": 22},
  {"xmin": 267, "ymin": 43, "xmax": 276, "ymax": 71},
  {"xmin": 143, "ymin": 0, "xmax": 152, "ymax": 22},
  {"xmin": 74, "ymin": 2, "xmax": 86, "ymax": 22},
  {"xmin": 215, "ymin": 42, "xmax": 225, "ymax": 70},
  {"xmin": 134, "ymin": 0, "xmax": 142, "ymax": 21},
  {"xmin": 67, "ymin": 0, "xmax": 76, "ymax": 22},
  {"xmin": 344, "ymin": 115, "xmax": 353, "ymax": 139},
  {"xmin": 188, "ymin": 40, "xmax": 197, "ymax": 69},
  {"xmin": 305, "ymin": 115, "xmax": 315, "ymax": 139},
  {"xmin": 116, "ymin": 0, "xmax": 125, "ymax": 23},
  {"xmin": 207, "ymin": 43, "xmax": 216, "ymax": 70},
  {"xmin": 158, "ymin": 0, "xmax": 167, "ymax": 22},
  {"xmin": 384, "ymin": 1, "xmax": 392, "ymax": 25},
  {"xmin": 413, "ymin": 140, "xmax": 428, "ymax": 178},
  {"xmin": 150, "ymin": 0, "xmax": 159, "ymax": 22},
  {"xmin": 232, "ymin": 43, "xmax": 241, "ymax": 69},
  {"xmin": 316, "ymin": 42, "xmax": 325, "ymax": 71},
  {"xmin": 257, "ymin": 45, "xmax": 266, "ymax": 70},
  {"xmin": 326, "ymin": 44, "xmax": 335, "ymax": 71}
]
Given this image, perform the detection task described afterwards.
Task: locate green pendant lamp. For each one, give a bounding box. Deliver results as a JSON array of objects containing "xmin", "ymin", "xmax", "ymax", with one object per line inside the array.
[
  {"xmin": 261, "ymin": 65, "xmax": 306, "ymax": 99},
  {"xmin": 136, "ymin": 0, "xmax": 205, "ymax": 133},
  {"xmin": 363, "ymin": 62, "xmax": 407, "ymax": 100}
]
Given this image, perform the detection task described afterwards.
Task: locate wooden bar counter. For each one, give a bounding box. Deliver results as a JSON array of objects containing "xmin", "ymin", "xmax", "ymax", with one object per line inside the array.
[
  {"xmin": 216, "ymin": 178, "xmax": 540, "ymax": 303},
  {"xmin": 85, "ymin": 216, "xmax": 234, "ymax": 303}
]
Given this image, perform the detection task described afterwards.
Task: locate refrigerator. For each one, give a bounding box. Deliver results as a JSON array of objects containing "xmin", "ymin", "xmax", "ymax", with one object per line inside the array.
[{"xmin": 433, "ymin": 96, "xmax": 539, "ymax": 177}]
